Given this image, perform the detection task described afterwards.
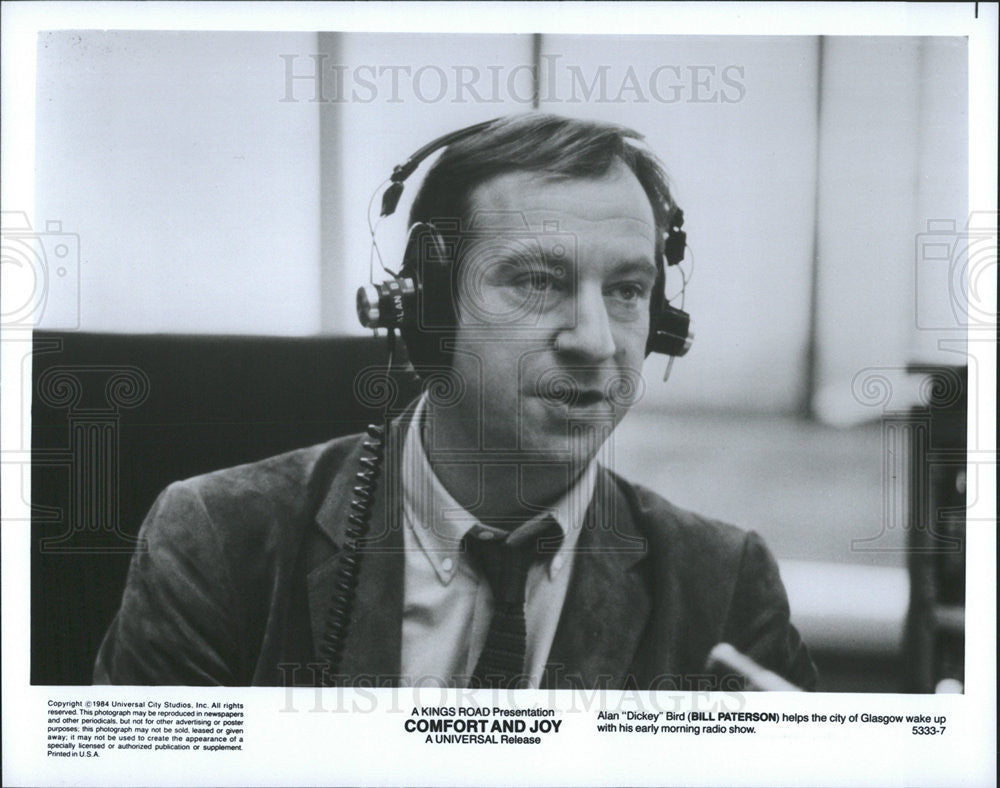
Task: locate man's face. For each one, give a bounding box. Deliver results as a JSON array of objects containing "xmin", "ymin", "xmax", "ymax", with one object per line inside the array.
[{"xmin": 444, "ymin": 159, "xmax": 657, "ymax": 467}]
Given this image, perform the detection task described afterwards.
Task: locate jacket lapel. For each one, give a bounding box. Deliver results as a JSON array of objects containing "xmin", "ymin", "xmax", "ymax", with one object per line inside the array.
[
  {"xmin": 306, "ymin": 409, "xmax": 654, "ymax": 689},
  {"xmin": 542, "ymin": 468, "xmax": 651, "ymax": 689},
  {"xmin": 307, "ymin": 414, "xmax": 411, "ymax": 684}
]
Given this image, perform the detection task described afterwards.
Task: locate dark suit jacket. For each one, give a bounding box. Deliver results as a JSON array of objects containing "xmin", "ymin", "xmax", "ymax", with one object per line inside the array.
[{"xmin": 94, "ymin": 416, "xmax": 816, "ymax": 690}]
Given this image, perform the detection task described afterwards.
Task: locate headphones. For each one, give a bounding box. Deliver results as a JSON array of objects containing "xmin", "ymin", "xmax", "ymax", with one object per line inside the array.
[{"xmin": 356, "ymin": 118, "xmax": 694, "ymax": 375}]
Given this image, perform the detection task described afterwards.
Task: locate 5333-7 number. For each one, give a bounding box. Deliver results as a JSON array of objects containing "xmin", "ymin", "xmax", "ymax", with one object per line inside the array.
[{"xmin": 912, "ymin": 726, "xmax": 946, "ymax": 735}]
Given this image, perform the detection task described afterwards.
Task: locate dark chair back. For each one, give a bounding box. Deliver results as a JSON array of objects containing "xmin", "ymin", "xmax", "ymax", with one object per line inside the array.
[{"xmin": 31, "ymin": 330, "xmax": 419, "ymax": 685}]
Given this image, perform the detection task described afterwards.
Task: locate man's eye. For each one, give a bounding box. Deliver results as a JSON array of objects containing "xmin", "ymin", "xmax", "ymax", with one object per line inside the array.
[
  {"xmin": 514, "ymin": 272, "xmax": 560, "ymax": 292},
  {"xmin": 607, "ymin": 282, "xmax": 649, "ymax": 303}
]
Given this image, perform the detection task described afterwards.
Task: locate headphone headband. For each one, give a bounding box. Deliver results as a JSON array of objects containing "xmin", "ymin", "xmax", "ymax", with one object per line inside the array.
[
  {"xmin": 358, "ymin": 116, "xmax": 694, "ymax": 372},
  {"xmin": 380, "ymin": 118, "xmax": 502, "ymax": 218}
]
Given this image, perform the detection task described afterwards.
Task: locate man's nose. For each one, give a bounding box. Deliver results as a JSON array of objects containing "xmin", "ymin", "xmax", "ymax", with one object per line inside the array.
[{"xmin": 554, "ymin": 286, "xmax": 617, "ymax": 362}]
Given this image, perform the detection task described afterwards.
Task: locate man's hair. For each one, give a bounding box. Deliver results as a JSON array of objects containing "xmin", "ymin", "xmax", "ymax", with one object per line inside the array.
[{"xmin": 407, "ymin": 113, "xmax": 677, "ymax": 252}]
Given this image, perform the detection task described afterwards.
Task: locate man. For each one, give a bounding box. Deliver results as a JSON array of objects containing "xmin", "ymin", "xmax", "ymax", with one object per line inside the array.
[{"xmin": 95, "ymin": 114, "xmax": 816, "ymax": 690}]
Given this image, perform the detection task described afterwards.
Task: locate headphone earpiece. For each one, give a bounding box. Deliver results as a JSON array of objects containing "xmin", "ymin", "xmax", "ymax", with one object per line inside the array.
[
  {"xmin": 644, "ymin": 207, "xmax": 694, "ymax": 356},
  {"xmin": 397, "ymin": 223, "xmax": 456, "ymax": 374},
  {"xmin": 646, "ymin": 302, "xmax": 694, "ymax": 357},
  {"xmin": 356, "ymin": 222, "xmax": 462, "ymax": 374}
]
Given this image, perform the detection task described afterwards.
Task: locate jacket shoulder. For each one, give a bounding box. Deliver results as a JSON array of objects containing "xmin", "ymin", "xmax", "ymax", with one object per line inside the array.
[
  {"xmin": 613, "ymin": 473, "xmax": 751, "ymax": 563},
  {"xmin": 179, "ymin": 433, "xmax": 362, "ymax": 515},
  {"xmin": 161, "ymin": 433, "xmax": 365, "ymax": 561},
  {"xmin": 611, "ymin": 472, "xmax": 817, "ymax": 690}
]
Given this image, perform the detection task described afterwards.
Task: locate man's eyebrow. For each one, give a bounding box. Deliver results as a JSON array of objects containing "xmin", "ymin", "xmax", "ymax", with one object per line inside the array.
[
  {"xmin": 502, "ymin": 251, "xmax": 573, "ymax": 272},
  {"xmin": 609, "ymin": 257, "xmax": 658, "ymax": 279},
  {"xmin": 498, "ymin": 253, "xmax": 658, "ymax": 279}
]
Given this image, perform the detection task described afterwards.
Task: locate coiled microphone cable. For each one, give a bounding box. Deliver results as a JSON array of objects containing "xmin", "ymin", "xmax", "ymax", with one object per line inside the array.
[{"xmin": 316, "ymin": 332, "xmax": 402, "ymax": 686}]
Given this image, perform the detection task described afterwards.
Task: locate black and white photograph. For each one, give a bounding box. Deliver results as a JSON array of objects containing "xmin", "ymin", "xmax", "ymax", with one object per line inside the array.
[{"xmin": 2, "ymin": 3, "xmax": 996, "ymax": 786}]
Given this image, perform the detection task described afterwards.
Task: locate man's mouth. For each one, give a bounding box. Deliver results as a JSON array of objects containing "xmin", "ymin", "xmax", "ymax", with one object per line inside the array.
[
  {"xmin": 571, "ymin": 390, "xmax": 606, "ymax": 407},
  {"xmin": 534, "ymin": 387, "xmax": 609, "ymax": 408}
]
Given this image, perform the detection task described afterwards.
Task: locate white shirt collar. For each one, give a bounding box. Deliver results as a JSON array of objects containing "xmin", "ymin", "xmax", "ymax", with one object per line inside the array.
[{"xmin": 401, "ymin": 394, "xmax": 598, "ymax": 584}]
